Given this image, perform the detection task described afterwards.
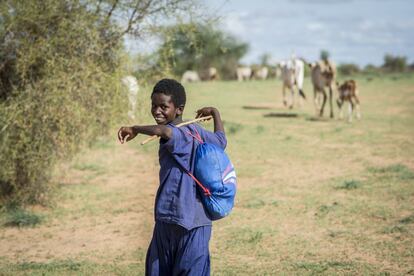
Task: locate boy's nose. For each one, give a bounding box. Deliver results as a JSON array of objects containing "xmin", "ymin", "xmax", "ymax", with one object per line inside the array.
[{"xmin": 153, "ymin": 107, "xmax": 162, "ymax": 114}]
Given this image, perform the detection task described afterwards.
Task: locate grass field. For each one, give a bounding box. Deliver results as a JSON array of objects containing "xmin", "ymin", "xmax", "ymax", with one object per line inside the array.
[{"xmin": 1, "ymin": 74, "xmax": 414, "ymax": 275}]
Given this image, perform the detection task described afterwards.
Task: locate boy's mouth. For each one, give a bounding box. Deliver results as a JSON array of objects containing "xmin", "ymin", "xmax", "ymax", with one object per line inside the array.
[{"xmin": 154, "ymin": 116, "xmax": 166, "ymax": 124}]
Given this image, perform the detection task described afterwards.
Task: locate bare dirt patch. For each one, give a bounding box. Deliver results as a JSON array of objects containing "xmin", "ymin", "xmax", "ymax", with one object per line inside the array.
[{"xmin": 0, "ymin": 143, "xmax": 157, "ymax": 263}]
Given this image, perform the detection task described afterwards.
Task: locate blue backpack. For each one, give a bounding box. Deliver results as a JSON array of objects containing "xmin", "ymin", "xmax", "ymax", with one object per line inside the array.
[{"xmin": 175, "ymin": 126, "xmax": 237, "ymax": 220}]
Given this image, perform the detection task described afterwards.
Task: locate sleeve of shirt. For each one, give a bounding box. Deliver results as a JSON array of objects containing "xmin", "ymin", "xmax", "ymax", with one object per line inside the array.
[
  {"xmin": 162, "ymin": 125, "xmax": 197, "ymax": 172},
  {"xmin": 161, "ymin": 125, "xmax": 193, "ymax": 156},
  {"xmin": 197, "ymin": 125, "xmax": 227, "ymax": 150}
]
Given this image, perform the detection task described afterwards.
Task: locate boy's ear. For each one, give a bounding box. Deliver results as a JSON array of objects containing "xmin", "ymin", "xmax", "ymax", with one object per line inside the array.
[{"xmin": 176, "ymin": 105, "xmax": 184, "ymax": 115}]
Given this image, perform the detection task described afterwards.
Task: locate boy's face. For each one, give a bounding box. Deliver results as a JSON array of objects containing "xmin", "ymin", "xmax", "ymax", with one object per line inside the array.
[{"xmin": 151, "ymin": 93, "xmax": 183, "ymax": 125}]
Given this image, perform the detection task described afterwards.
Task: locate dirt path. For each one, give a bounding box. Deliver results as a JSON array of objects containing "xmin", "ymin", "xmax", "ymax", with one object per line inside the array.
[{"xmin": 0, "ymin": 142, "xmax": 158, "ymax": 263}]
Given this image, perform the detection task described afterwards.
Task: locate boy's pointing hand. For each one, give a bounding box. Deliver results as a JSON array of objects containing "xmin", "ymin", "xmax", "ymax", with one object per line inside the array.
[{"xmin": 118, "ymin": 126, "xmax": 137, "ymax": 144}]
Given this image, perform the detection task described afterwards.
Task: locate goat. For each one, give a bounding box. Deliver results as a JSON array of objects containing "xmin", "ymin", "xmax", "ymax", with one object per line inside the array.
[
  {"xmin": 309, "ymin": 59, "xmax": 336, "ymax": 117},
  {"xmin": 336, "ymin": 79, "xmax": 361, "ymax": 122}
]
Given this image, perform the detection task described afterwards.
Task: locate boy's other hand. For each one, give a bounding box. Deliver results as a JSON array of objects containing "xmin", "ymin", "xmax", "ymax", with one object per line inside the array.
[
  {"xmin": 196, "ymin": 107, "xmax": 217, "ymax": 119},
  {"xmin": 118, "ymin": 127, "xmax": 137, "ymax": 144}
]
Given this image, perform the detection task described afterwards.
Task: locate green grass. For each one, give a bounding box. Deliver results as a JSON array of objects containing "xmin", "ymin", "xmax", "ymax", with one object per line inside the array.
[
  {"xmin": 223, "ymin": 121, "xmax": 244, "ymax": 135},
  {"xmin": 335, "ymin": 179, "xmax": 363, "ymax": 190},
  {"xmin": 72, "ymin": 163, "xmax": 103, "ymax": 172},
  {"xmin": 368, "ymin": 164, "xmax": 414, "ymax": 180},
  {"xmin": 0, "ymin": 260, "xmax": 144, "ymax": 275},
  {"xmin": 400, "ymin": 214, "xmax": 414, "ymax": 224},
  {"xmin": 1, "ymin": 208, "xmax": 43, "ymax": 227}
]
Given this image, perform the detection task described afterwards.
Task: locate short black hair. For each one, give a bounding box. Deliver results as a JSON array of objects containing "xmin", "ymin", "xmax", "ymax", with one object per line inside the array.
[{"xmin": 151, "ymin": 78, "xmax": 186, "ymax": 107}]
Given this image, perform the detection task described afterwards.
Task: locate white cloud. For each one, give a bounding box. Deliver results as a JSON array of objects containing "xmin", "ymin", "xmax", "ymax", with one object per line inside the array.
[
  {"xmin": 223, "ymin": 12, "xmax": 249, "ymax": 37},
  {"xmin": 306, "ymin": 22, "xmax": 325, "ymax": 31},
  {"xmin": 220, "ymin": 0, "xmax": 414, "ymax": 65}
]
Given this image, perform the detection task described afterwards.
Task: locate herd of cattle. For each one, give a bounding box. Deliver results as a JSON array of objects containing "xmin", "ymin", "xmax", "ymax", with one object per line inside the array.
[
  {"xmin": 278, "ymin": 57, "xmax": 361, "ymax": 122},
  {"xmin": 122, "ymin": 57, "xmax": 361, "ymax": 122}
]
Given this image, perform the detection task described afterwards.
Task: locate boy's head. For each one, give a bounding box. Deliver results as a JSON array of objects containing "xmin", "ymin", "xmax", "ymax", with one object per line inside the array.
[{"xmin": 151, "ymin": 79, "xmax": 186, "ymax": 125}]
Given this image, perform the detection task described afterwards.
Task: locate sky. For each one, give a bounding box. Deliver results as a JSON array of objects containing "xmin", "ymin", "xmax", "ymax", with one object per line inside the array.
[{"xmin": 204, "ymin": 0, "xmax": 414, "ymax": 66}]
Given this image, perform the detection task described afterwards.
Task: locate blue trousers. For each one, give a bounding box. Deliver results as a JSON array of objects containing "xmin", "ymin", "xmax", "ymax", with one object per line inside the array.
[{"xmin": 145, "ymin": 221, "xmax": 211, "ymax": 276}]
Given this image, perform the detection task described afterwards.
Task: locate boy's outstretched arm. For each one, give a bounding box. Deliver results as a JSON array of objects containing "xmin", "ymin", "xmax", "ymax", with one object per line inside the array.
[
  {"xmin": 196, "ymin": 107, "xmax": 224, "ymax": 133},
  {"xmin": 118, "ymin": 125, "xmax": 172, "ymax": 144}
]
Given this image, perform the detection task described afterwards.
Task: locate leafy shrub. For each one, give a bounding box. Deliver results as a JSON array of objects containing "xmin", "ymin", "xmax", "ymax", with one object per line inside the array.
[
  {"xmin": 338, "ymin": 63, "xmax": 360, "ymax": 76},
  {"xmin": 0, "ymin": 1, "xmax": 129, "ymax": 207},
  {"xmin": 3, "ymin": 208, "xmax": 43, "ymax": 227}
]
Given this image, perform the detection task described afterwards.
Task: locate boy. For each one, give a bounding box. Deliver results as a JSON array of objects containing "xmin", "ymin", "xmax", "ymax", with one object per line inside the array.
[{"xmin": 117, "ymin": 78, "xmax": 226, "ymax": 275}]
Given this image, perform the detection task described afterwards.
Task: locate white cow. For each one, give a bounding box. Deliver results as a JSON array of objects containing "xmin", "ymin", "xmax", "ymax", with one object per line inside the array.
[
  {"xmin": 278, "ymin": 58, "xmax": 306, "ymax": 108},
  {"xmin": 121, "ymin": 75, "xmax": 139, "ymax": 119},
  {"xmin": 199, "ymin": 67, "xmax": 218, "ymax": 81},
  {"xmin": 208, "ymin": 67, "xmax": 218, "ymax": 80},
  {"xmin": 236, "ymin": 66, "xmax": 252, "ymax": 81},
  {"xmin": 181, "ymin": 70, "xmax": 200, "ymax": 83},
  {"xmin": 254, "ymin": 66, "xmax": 269, "ymax": 80}
]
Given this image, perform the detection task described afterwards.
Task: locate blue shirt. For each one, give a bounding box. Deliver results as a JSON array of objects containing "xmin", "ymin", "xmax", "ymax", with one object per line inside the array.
[{"xmin": 155, "ymin": 123, "xmax": 227, "ymax": 230}]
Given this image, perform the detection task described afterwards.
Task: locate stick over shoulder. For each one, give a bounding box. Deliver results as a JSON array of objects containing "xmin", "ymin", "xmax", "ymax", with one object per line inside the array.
[{"xmin": 140, "ymin": 116, "xmax": 213, "ymax": 145}]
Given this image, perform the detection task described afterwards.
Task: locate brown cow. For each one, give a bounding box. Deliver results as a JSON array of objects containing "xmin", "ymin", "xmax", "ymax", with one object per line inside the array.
[
  {"xmin": 336, "ymin": 79, "xmax": 361, "ymax": 122},
  {"xmin": 309, "ymin": 59, "xmax": 336, "ymax": 118}
]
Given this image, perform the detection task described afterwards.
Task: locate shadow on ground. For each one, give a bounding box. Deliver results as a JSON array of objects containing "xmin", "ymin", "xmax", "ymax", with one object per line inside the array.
[
  {"xmin": 263, "ymin": 112, "xmax": 299, "ymax": 118},
  {"xmin": 305, "ymin": 116, "xmax": 331, "ymax": 122},
  {"xmin": 242, "ymin": 105, "xmax": 275, "ymax": 110}
]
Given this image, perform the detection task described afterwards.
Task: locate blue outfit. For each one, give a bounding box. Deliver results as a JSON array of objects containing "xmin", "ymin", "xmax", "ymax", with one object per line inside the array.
[{"xmin": 145, "ymin": 123, "xmax": 227, "ymax": 276}]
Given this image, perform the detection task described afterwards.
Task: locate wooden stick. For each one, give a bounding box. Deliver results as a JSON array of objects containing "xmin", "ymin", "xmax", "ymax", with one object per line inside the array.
[{"xmin": 140, "ymin": 116, "xmax": 213, "ymax": 145}]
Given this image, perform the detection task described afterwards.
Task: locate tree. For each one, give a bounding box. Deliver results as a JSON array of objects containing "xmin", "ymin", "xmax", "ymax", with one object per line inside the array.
[
  {"xmin": 337, "ymin": 63, "xmax": 360, "ymax": 76},
  {"xmin": 157, "ymin": 23, "xmax": 249, "ymax": 80},
  {"xmin": 0, "ymin": 0, "xmax": 200, "ymax": 207},
  {"xmin": 320, "ymin": 49, "xmax": 330, "ymax": 61},
  {"xmin": 259, "ymin": 53, "xmax": 271, "ymax": 67},
  {"xmin": 382, "ymin": 54, "xmax": 407, "ymax": 72}
]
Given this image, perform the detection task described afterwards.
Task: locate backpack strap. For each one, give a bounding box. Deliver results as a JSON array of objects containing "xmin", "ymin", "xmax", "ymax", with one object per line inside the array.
[
  {"xmin": 169, "ymin": 124, "xmax": 211, "ymax": 196},
  {"xmin": 185, "ymin": 126, "xmax": 203, "ymax": 144},
  {"xmin": 186, "ymin": 171, "xmax": 211, "ymax": 196}
]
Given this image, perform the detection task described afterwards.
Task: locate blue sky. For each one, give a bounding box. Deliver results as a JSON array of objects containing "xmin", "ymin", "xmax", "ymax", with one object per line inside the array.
[{"xmin": 205, "ymin": 0, "xmax": 414, "ymax": 66}]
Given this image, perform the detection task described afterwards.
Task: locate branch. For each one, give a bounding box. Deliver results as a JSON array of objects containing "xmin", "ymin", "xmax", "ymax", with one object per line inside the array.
[
  {"xmin": 95, "ymin": 0, "xmax": 103, "ymax": 15},
  {"xmin": 119, "ymin": 0, "xmax": 186, "ymax": 37},
  {"xmin": 106, "ymin": 0, "xmax": 119, "ymax": 19}
]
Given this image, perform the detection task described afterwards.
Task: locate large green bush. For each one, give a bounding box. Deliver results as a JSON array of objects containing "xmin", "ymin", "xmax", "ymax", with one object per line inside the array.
[{"xmin": 0, "ymin": 0, "xmax": 128, "ymax": 206}]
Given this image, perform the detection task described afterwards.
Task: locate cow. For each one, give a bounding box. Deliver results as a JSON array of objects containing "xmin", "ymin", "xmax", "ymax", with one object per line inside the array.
[
  {"xmin": 236, "ymin": 66, "xmax": 253, "ymax": 81},
  {"xmin": 181, "ymin": 70, "xmax": 200, "ymax": 83},
  {"xmin": 309, "ymin": 59, "xmax": 337, "ymax": 118},
  {"xmin": 254, "ymin": 66, "xmax": 269, "ymax": 80},
  {"xmin": 278, "ymin": 58, "xmax": 306, "ymax": 109},
  {"xmin": 208, "ymin": 67, "xmax": 218, "ymax": 81},
  {"xmin": 336, "ymin": 79, "xmax": 361, "ymax": 122},
  {"xmin": 199, "ymin": 67, "xmax": 218, "ymax": 81},
  {"xmin": 121, "ymin": 75, "xmax": 139, "ymax": 119}
]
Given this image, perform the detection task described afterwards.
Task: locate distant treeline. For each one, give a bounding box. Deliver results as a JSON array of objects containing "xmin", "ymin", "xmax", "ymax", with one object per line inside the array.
[{"xmin": 337, "ymin": 54, "xmax": 413, "ymax": 76}]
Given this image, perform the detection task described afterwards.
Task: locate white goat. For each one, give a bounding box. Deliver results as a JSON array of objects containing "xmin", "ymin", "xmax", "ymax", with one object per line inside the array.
[
  {"xmin": 236, "ymin": 66, "xmax": 252, "ymax": 81},
  {"xmin": 181, "ymin": 70, "xmax": 200, "ymax": 83},
  {"xmin": 278, "ymin": 58, "xmax": 306, "ymax": 108},
  {"xmin": 121, "ymin": 75, "xmax": 139, "ymax": 120}
]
